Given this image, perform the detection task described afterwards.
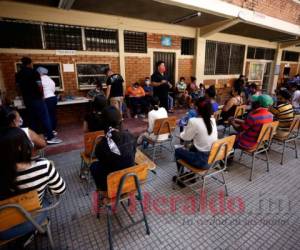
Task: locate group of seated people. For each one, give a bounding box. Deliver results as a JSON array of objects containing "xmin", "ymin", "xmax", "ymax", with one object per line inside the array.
[{"xmin": 1, "ymin": 72, "xmax": 299, "ymax": 242}]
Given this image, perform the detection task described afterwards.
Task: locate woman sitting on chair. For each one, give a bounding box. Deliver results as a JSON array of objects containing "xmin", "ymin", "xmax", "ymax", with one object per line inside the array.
[
  {"xmin": 90, "ymin": 106, "xmax": 136, "ymax": 191},
  {"xmin": 174, "ymin": 97, "xmax": 218, "ymax": 182},
  {"xmin": 0, "ymin": 127, "xmax": 66, "ymax": 240}
]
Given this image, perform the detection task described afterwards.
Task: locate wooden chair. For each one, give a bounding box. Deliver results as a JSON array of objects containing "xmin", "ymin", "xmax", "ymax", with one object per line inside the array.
[
  {"xmin": 80, "ymin": 130, "xmax": 105, "ymax": 194},
  {"xmin": 176, "ymin": 135, "xmax": 236, "ymax": 196},
  {"xmin": 0, "ymin": 191, "xmax": 61, "ymax": 249},
  {"xmin": 272, "ymin": 116, "xmax": 300, "ymax": 165},
  {"xmin": 144, "ymin": 116, "xmax": 177, "ymax": 162},
  {"xmin": 213, "ymin": 109, "xmax": 222, "ymax": 122},
  {"xmin": 239, "ymin": 121, "xmax": 279, "ymax": 181},
  {"xmin": 223, "ymin": 105, "xmax": 247, "ymax": 135},
  {"xmin": 96, "ymin": 164, "xmax": 150, "ymax": 250},
  {"xmin": 135, "ymin": 148, "xmax": 157, "ymax": 172}
]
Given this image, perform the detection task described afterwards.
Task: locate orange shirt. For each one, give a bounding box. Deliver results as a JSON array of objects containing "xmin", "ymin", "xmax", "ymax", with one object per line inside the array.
[{"xmin": 127, "ymin": 86, "xmax": 145, "ymax": 97}]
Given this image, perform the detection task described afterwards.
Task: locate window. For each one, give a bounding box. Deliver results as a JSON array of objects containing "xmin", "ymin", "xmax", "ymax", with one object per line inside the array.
[
  {"xmin": 204, "ymin": 40, "xmax": 245, "ymax": 75},
  {"xmin": 281, "ymin": 51, "xmax": 299, "ymax": 62},
  {"xmin": 44, "ymin": 23, "xmax": 82, "ymax": 50},
  {"xmin": 181, "ymin": 38, "xmax": 195, "ymax": 55},
  {"xmin": 124, "ymin": 31, "xmax": 147, "ymax": 53},
  {"xmin": 76, "ymin": 63, "xmax": 109, "ymax": 89},
  {"xmin": 247, "ymin": 46, "xmax": 276, "ymax": 60},
  {"xmin": 85, "ymin": 28, "xmax": 118, "ymax": 52},
  {"xmin": 16, "ymin": 63, "xmax": 63, "ymax": 90},
  {"xmin": 0, "ymin": 19, "xmax": 42, "ymax": 49}
]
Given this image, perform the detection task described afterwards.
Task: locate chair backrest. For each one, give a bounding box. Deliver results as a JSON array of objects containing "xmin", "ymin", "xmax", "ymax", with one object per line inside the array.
[
  {"xmin": 207, "ymin": 135, "xmax": 236, "ymax": 164},
  {"xmin": 213, "ymin": 110, "xmax": 222, "ymax": 121},
  {"xmin": 257, "ymin": 121, "xmax": 279, "ymax": 144},
  {"xmin": 107, "ymin": 164, "xmax": 148, "ymax": 199},
  {"xmin": 234, "ymin": 105, "xmax": 247, "ymax": 118},
  {"xmin": 153, "ymin": 116, "xmax": 177, "ymax": 135},
  {"xmin": 84, "ymin": 130, "xmax": 105, "ymax": 156},
  {"xmin": 289, "ymin": 116, "xmax": 300, "ymax": 135},
  {"xmin": 135, "ymin": 149, "xmax": 157, "ymax": 171},
  {"xmin": 0, "ymin": 191, "xmax": 41, "ymax": 231}
]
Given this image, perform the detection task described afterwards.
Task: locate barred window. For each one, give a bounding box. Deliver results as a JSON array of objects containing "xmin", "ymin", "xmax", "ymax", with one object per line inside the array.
[
  {"xmin": 247, "ymin": 46, "xmax": 276, "ymax": 60},
  {"xmin": 281, "ymin": 50, "xmax": 299, "ymax": 62},
  {"xmin": 85, "ymin": 28, "xmax": 118, "ymax": 52},
  {"xmin": 204, "ymin": 40, "xmax": 245, "ymax": 75},
  {"xmin": 44, "ymin": 23, "xmax": 82, "ymax": 50},
  {"xmin": 124, "ymin": 31, "xmax": 147, "ymax": 53},
  {"xmin": 16, "ymin": 63, "xmax": 63, "ymax": 90},
  {"xmin": 181, "ymin": 38, "xmax": 195, "ymax": 55},
  {"xmin": 0, "ymin": 20, "xmax": 42, "ymax": 49},
  {"xmin": 76, "ymin": 63, "xmax": 109, "ymax": 89}
]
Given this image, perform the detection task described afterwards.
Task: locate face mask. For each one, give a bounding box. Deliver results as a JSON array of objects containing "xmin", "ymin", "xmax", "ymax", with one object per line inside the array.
[
  {"xmin": 180, "ymin": 81, "xmax": 184, "ymax": 84},
  {"xmin": 159, "ymin": 65, "xmax": 166, "ymax": 73},
  {"xmin": 145, "ymin": 80, "xmax": 150, "ymax": 85},
  {"xmin": 19, "ymin": 117, "xmax": 23, "ymax": 127}
]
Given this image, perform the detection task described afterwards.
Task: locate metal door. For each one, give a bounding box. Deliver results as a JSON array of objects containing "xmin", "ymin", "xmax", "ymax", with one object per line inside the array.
[{"xmin": 153, "ymin": 52, "xmax": 176, "ymax": 85}]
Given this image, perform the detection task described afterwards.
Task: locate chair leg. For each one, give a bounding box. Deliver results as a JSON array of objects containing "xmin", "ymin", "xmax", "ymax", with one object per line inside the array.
[
  {"xmin": 202, "ymin": 176, "xmax": 206, "ymax": 194},
  {"xmin": 106, "ymin": 206, "xmax": 114, "ymax": 250},
  {"xmin": 281, "ymin": 141, "xmax": 286, "ymax": 165},
  {"xmin": 221, "ymin": 172, "xmax": 228, "ymax": 196},
  {"xmin": 139, "ymin": 198, "xmax": 150, "ymax": 235},
  {"xmin": 86, "ymin": 168, "xmax": 91, "ymax": 195},
  {"xmin": 265, "ymin": 150, "xmax": 270, "ymax": 172},
  {"xmin": 239, "ymin": 150, "xmax": 244, "ymax": 161},
  {"xmin": 46, "ymin": 220, "xmax": 54, "ymax": 249},
  {"xmin": 250, "ymin": 155, "xmax": 255, "ymax": 181},
  {"xmin": 294, "ymin": 139, "xmax": 298, "ymax": 159},
  {"xmin": 152, "ymin": 144, "xmax": 157, "ymax": 162}
]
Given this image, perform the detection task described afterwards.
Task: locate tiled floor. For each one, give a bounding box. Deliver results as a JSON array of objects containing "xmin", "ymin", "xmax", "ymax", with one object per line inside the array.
[
  {"xmin": 2, "ymin": 119, "xmax": 300, "ymax": 250},
  {"xmin": 19, "ymin": 135, "xmax": 300, "ymax": 250}
]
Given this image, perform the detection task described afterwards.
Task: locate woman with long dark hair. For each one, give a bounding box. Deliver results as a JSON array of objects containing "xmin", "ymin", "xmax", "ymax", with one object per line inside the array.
[
  {"xmin": 90, "ymin": 106, "xmax": 136, "ymax": 191},
  {"xmin": 0, "ymin": 127, "xmax": 65, "ymax": 240},
  {"xmin": 174, "ymin": 97, "xmax": 218, "ymax": 178}
]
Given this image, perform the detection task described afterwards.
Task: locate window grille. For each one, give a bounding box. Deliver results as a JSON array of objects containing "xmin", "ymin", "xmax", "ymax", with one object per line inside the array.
[
  {"xmin": 0, "ymin": 19, "xmax": 42, "ymax": 49},
  {"xmin": 181, "ymin": 38, "xmax": 195, "ymax": 55},
  {"xmin": 281, "ymin": 50, "xmax": 299, "ymax": 62},
  {"xmin": 85, "ymin": 28, "xmax": 118, "ymax": 52},
  {"xmin": 76, "ymin": 63, "xmax": 109, "ymax": 89},
  {"xmin": 124, "ymin": 30, "xmax": 147, "ymax": 53},
  {"xmin": 43, "ymin": 23, "xmax": 82, "ymax": 50},
  {"xmin": 247, "ymin": 46, "xmax": 276, "ymax": 60}
]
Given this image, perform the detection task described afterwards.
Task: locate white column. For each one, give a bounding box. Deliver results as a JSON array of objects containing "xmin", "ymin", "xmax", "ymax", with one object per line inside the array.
[
  {"xmin": 118, "ymin": 29, "xmax": 126, "ymax": 82},
  {"xmin": 269, "ymin": 46, "xmax": 283, "ymax": 94},
  {"xmin": 194, "ymin": 28, "xmax": 206, "ymax": 83}
]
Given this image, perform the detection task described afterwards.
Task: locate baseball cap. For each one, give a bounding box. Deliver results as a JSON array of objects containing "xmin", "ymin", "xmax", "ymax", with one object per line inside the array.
[{"xmin": 251, "ymin": 94, "xmax": 273, "ymax": 108}]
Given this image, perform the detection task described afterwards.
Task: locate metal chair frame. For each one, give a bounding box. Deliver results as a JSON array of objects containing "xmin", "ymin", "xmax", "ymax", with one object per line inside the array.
[{"xmin": 239, "ymin": 122, "xmax": 278, "ymax": 181}]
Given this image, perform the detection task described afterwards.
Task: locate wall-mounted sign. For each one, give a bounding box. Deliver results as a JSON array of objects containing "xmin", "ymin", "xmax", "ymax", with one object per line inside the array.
[
  {"xmin": 56, "ymin": 50, "xmax": 76, "ymax": 55},
  {"xmin": 161, "ymin": 36, "xmax": 172, "ymax": 47},
  {"xmin": 63, "ymin": 64, "xmax": 75, "ymax": 72}
]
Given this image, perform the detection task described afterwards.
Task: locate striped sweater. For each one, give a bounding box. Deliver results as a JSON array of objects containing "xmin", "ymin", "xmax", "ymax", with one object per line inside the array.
[
  {"xmin": 16, "ymin": 159, "xmax": 66, "ymax": 204},
  {"xmin": 270, "ymin": 103, "xmax": 294, "ymax": 130}
]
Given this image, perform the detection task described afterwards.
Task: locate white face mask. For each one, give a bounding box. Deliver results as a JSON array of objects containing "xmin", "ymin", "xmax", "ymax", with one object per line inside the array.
[
  {"xmin": 145, "ymin": 80, "xmax": 150, "ymax": 85},
  {"xmin": 19, "ymin": 117, "xmax": 23, "ymax": 127},
  {"xmin": 180, "ymin": 81, "xmax": 184, "ymax": 84}
]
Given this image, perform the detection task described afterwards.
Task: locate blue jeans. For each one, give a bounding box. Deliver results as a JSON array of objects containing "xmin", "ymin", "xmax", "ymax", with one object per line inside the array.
[
  {"xmin": 168, "ymin": 95, "xmax": 174, "ymax": 110},
  {"xmin": 175, "ymin": 147, "xmax": 210, "ymax": 174},
  {"xmin": 25, "ymin": 99, "xmax": 54, "ymax": 140},
  {"xmin": 0, "ymin": 199, "xmax": 48, "ymax": 240},
  {"xmin": 45, "ymin": 96, "xmax": 58, "ymax": 131}
]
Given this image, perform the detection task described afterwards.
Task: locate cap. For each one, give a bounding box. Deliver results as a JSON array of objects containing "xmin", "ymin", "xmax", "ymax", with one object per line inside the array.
[
  {"xmin": 251, "ymin": 94, "xmax": 273, "ymax": 108},
  {"xmin": 36, "ymin": 67, "xmax": 48, "ymax": 75}
]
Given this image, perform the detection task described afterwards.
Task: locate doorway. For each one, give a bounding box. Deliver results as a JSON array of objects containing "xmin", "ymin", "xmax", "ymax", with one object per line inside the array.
[
  {"xmin": 153, "ymin": 52, "xmax": 176, "ymax": 85},
  {"xmin": 248, "ymin": 61, "xmax": 272, "ymax": 93}
]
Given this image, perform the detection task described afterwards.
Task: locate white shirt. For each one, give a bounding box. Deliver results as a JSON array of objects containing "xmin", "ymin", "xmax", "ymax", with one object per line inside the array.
[
  {"xmin": 292, "ymin": 90, "xmax": 300, "ymax": 109},
  {"xmin": 180, "ymin": 117, "xmax": 218, "ymax": 152},
  {"xmin": 41, "ymin": 75, "xmax": 56, "ymax": 99},
  {"xmin": 147, "ymin": 107, "xmax": 168, "ymax": 140}
]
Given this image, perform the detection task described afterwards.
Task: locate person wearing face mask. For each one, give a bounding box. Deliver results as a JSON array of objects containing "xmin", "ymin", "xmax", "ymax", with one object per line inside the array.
[
  {"xmin": 126, "ymin": 82, "xmax": 147, "ymax": 118},
  {"xmin": 143, "ymin": 77, "xmax": 154, "ymax": 107},
  {"xmin": 176, "ymin": 77, "xmax": 189, "ymax": 107},
  {"xmin": 247, "ymin": 83, "xmax": 261, "ymax": 104},
  {"xmin": 0, "ymin": 109, "xmax": 46, "ymax": 150},
  {"xmin": 151, "ymin": 61, "xmax": 170, "ymax": 111}
]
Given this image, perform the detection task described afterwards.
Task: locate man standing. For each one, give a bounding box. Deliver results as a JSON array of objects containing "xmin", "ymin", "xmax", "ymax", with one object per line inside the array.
[
  {"xmin": 105, "ymin": 68, "xmax": 125, "ymax": 116},
  {"xmin": 16, "ymin": 57, "xmax": 61, "ymax": 144},
  {"xmin": 151, "ymin": 61, "xmax": 170, "ymax": 111}
]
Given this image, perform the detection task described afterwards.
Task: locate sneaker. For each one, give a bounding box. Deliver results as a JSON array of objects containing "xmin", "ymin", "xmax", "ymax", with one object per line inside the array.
[
  {"xmin": 47, "ymin": 138, "xmax": 62, "ymax": 145},
  {"xmin": 53, "ymin": 130, "xmax": 58, "ymax": 136}
]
